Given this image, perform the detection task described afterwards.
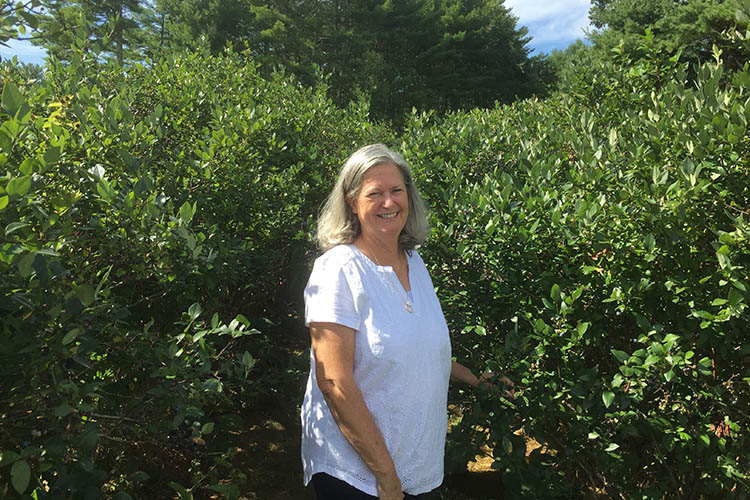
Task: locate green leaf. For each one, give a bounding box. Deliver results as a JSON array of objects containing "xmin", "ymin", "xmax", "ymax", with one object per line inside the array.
[
  {"xmin": 79, "ymin": 429, "xmax": 99, "ymax": 451},
  {"xmin": 62, "ymin": 328, "xmax": 82, "ymax": 345},
  {"xmin": 6, "ymin": 221, "xmax": 28, "ymax": 235},
  {"xmin": 502, "ymin": 435, "xmax": 513, "ymax": 455},
  {"xmin": 188, "ymin": 302, "xmax": 202, "ymax": 320},
  {"xmin": 134, "ymin": 175, "xmax": 153, "ymax": 197},
  {"xmin": 6, "ymin": 175, "xmax": 31, "ymax": 197},
  {"xmin": 53, "ymin": 403, "xmax": 74, "ymax": 417},
  {"xmin": 0, "ymin": 195, "xmax": 8, "ymax": 210},
  {"xmin": 2, "ymin": 82, "xmax": 25, "ymax": 116},
  {"xmin": 118, "ymin": 149, "xmax": 139, "ymax": 171},
  {"xmin": 550, "ymin": 283, "xmax": 562, "ymax": 303},
  {"xmin": 644, "ymin": 234, "xmax": 655, "ymax": 253},
  {"xmin": 605, "ymin": 442, "xmax": 619, "ymax": 452},
  {"xmin": 10, "ymin": 459, "xmax": 30, "ymax": 494},
  {"xmin": 602, "ymin": 391, "xmax": 615, "ymax": 408},
  {"xmin": 43, "ymin": 147, "xmax": 61, "ymax": 167},
  {"xmin": 130, "ymin": 471, "xmax": 150, "ymax": 482},
  {"xmin": 74, "ymin": 284, "xmax": 95, "ymax": 307},
  {"xmin": 0, "ymin": 450, "xmax": 20, "ymax": 467},
  {"xmin": 179, "ymin": 201, "xmax": 196, "ymax": 224},
  {"xmin": 241, "ymin": 351, "xmax": 256, "ymax": 375},
  {"xmin": 576, "ymin": 322, "xmax": 589, "ymax": 336},
  {"xmin": 169, "ymin": 482, "xmax": 194, "ymax": 500},
  {"xmin": 644, "ymin": 354, "xmax": 660, "ymax": 366},
  {"xmin": 611, "ymin": 349, "xmax": 629, "ymax": 363},
  {"xmin": 474, "ymin": 325, "xmax": 487, "ymax": 336},
  {"xmin": 717, "ymin": 251, "xmax": 730, "ymax": 269},
  {"xmin": 691, "ymin": 310, "xmax": 714, "ymax": 320},
  {"xmin": 97, "ymin": 178, "xmax": 113, "ymax": 200},
  {"xmin": 201, "ymin": 422, "xmax": 215, "ymax": 435},
  {"xmin": 663, "ymin": 334, "xmax": 679, "ymax": 344},
  {"xmin": 485, "ymin": 218, "xmax": 495, "ymax": 235},
  {"xmin": 582, "ymin": 265, "xmax": 602, "ymax": 275},
  {"xmin": 19, "ymin": 158, "xmax": 35, "ymax": 175},
  {"xmin": 17, "ymin": 253, "xmax": 35, "ymax": 278},
  {"xmin": 202, "ymin": 378, "xmax": 223, "ymax": 393}
]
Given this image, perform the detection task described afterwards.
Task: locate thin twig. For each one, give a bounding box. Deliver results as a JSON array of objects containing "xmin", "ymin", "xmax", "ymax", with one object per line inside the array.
[
  {"xmin": 89, "ymin": 412, "xmax": 141, "ymax": 424},
  {"xmin": 726, "ymin": 204, "xmax": 750, "ymax": 216}
]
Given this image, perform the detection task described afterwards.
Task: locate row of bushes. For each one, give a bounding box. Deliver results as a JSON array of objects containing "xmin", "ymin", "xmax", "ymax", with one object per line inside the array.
[
  {"xmin": 1, "ymin": 37, "xmax": 748, "ymax": 499},
  {"xmin": 403, "ymin": 44, "xmax": 749, "ymax": 498},
  {"xmin": 0, "ymin": 44, "xmax": 391, "ymax": 498}
]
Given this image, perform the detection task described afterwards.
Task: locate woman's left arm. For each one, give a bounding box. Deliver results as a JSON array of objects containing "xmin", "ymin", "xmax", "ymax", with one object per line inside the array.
[{"xmin": 450, "ymin": 361, "xmax": 481, "ymax": 387}]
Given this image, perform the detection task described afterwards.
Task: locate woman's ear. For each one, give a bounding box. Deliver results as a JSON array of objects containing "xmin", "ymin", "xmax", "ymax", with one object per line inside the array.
[{"xmin": 347, "ymin": 197, "xmax": 358, "ymax": 215}]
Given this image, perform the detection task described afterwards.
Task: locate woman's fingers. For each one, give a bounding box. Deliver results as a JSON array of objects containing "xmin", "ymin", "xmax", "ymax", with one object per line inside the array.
[{"xmin": 478, "ymin": 372, "xmax": 516, "ymax": 398}]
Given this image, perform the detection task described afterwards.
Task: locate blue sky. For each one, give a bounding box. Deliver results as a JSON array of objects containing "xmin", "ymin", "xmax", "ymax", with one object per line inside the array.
[
  {"xmin": 506, "ymin": 0, "xmax": 593, "ymax": 55},
  {"xmin": 0, "ymin": 38, "xmax": 47, "ymax": 65},
  {"xmin": 0, "ymin": 0, "xmax": 592, "ymax": 65}
]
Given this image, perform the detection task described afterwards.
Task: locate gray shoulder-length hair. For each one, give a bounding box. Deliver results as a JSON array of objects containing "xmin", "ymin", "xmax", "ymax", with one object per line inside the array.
[{"xmin": 316, "ymin": 144, "xmax": 430, "ymax": 252}]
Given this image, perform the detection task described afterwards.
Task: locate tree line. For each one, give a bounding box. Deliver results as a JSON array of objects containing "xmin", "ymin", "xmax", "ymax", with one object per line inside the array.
[
  {"xmin": 5, "ymin": 0, "xmax": 547, "ymax": 121},
  {"xmin": 2, "ymin": 0, "xmax": 744, "ymax": 122}
]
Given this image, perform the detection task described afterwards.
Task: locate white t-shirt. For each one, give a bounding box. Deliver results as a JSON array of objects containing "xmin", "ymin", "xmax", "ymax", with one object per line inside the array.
[{"xmin": 301, "ymin": 244, "xmax": 452, "ymax": 496}]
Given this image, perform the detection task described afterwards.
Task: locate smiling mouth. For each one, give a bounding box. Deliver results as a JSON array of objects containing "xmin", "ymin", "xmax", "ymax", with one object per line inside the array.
[{"xmin": 378, "ymin": 212, "xmax": 398, "ymax": 219}]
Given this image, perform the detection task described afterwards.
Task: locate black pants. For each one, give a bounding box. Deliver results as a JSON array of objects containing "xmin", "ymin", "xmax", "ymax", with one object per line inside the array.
[{"xmin": 311, "ymin": 473, "xmax": 424, "ymax": 499}]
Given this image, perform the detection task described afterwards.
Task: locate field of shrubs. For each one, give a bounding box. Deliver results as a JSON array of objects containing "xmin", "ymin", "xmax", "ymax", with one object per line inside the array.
[{"xmin": 1, "ymin": 38, "xmax": 748, "ymax": 498}]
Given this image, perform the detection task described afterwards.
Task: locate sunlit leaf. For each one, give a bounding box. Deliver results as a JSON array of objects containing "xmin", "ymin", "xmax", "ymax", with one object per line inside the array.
[{"xmin": 188, "ymin": 302, "xmax": 201, "ymax": 320}]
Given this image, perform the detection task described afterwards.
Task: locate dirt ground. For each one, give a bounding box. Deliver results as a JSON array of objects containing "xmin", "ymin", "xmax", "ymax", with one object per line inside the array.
[
  {"xmin": 126, "ymin": 332, "xmax": 509, "ymax": 500},
  {"xmin": 231, "ymin": 406, "xmax": 507, "ymax": 500},
  {"xmin": 129, "ymin": 404, "xmax": 507, "ymax": 500}
]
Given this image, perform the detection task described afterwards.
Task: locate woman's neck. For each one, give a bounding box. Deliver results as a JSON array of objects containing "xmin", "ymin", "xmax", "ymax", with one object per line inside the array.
[{"xmin": 354, "ymin": 234, "xmax": 403, "ymax": 268}]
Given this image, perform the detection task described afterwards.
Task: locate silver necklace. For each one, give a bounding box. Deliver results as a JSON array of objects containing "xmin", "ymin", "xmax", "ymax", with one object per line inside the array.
[{"xmin": 369, "ymin": 250, "xmax": 414, "ymax": 314}]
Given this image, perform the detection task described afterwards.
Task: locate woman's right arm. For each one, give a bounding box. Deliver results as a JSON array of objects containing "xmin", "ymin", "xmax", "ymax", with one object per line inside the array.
[{"xmin": 309, "ymin": 321, "xmax": 404, "ymax": 500}]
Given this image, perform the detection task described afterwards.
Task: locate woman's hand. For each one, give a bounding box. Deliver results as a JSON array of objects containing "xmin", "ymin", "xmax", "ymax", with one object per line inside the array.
[
  {"xmin": 376, "ymin": 472, "xmax": 404, "ymax": 500},
  {"xmin": 479, "ymin": 372, "xmax": 515, "ymax": 398},
  {"xmin": 451, "ymin": 362, "xmax": 516, "ymax": 398}
]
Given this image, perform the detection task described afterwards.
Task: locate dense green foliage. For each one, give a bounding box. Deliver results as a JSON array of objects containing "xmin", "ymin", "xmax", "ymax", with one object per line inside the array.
[
  {"xmin": 404, "ymin": 47, "xmax": 749, "ymax": 499},
  {"xmin": 589, "ymin": 0, "xmax": 743, "ymax": 69},
  {"xmin": 0, "ymin": 42, "xmax": 390, "ymax": 498},
  {"xmin": 547, "ymin": 0, "xmax": 750, "ymax": 93},
  {"xmin": 2, "ymin": 3, "xmax": 749, "ymax": 499}
]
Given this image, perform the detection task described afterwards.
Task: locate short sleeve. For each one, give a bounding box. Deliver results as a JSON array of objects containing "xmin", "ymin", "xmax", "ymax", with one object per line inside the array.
[{"xmin": 304, "ymin": 254, "xmax": 360, "ymax": 330}]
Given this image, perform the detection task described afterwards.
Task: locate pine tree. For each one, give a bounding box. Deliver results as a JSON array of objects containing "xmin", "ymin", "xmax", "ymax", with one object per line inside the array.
[{"xmin": 34, "ymin": 0, "xmax": 146, "ymax": 64}]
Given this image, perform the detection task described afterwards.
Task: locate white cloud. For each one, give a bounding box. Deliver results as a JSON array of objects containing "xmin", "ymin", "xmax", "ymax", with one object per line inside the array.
[{"xmin": 505, "ymin": 0, "xmax": 593, "ymax": 52}]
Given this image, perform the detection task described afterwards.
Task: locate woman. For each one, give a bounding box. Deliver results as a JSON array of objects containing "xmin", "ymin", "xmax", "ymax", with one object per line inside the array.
[{"xmin": 301, "ymin": 144, "xmax": 508, "ymax": 499}]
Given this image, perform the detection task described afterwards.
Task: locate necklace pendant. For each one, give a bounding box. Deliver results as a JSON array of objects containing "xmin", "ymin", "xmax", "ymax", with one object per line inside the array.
[{"xmin": 405, "ymin": 302, "xmax": 414, "ymax": 313}]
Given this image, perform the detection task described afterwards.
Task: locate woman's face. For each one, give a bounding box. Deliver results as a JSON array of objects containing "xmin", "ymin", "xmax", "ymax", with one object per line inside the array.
[{"xmin": 349, "ymin": 163, "xmax": 409, "ymax": 243}]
